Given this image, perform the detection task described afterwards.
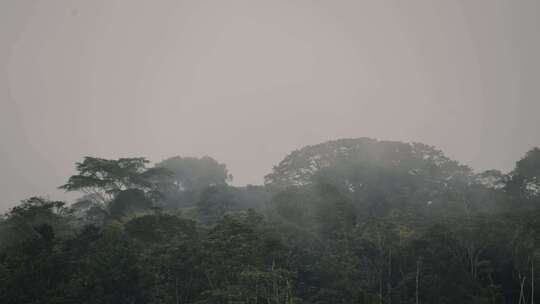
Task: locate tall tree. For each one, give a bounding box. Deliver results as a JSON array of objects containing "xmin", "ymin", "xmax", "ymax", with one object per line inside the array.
[
  {"xmin": 506, "ymin": 147, "xmax": 540, "ymax": 205},
  {"xmin": 59, "ymin": 157, "xmax": 170, "ymax": 204},
  {"xmin": 155, "ymin": 156, "xmax": 231, "ymax": 192}
]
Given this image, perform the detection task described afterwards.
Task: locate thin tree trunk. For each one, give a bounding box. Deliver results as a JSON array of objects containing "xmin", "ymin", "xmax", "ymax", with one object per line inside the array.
[
  {"xmin": 154, "ymin": 272, "xmax": 160, "ymax": 302},
  {"xmin": 519, "ymin": 274, "xmax": 527, "ymax": 304},
  {"xmin": 379, "ymin": 272, "xmax": 383, "ymax": 304},
  {"xmin": 387, "ymin": 247, "xmax": 392, "ymax": 304},
  {"xmin": 416, "ymin": 257, "xmax": 421, "ymax": 304},
  {"xmin": 175, "ymin": 276, "xmax": 180, "ymax": 304},
  {"xmin": 532, "ymin": 260, "xmax": 535, "ymax": 304}
]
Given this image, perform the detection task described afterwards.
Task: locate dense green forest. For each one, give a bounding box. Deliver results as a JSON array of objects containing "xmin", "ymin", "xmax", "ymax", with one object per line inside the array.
[{"xmin": 2, "ymin": 138, "xmax": 540, "ymax": 304}]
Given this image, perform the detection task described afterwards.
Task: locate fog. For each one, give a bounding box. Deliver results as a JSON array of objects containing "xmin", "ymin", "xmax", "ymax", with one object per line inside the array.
[{"xmin": 1, "ymin": 0, "xmax": 539, "ymax": 211}]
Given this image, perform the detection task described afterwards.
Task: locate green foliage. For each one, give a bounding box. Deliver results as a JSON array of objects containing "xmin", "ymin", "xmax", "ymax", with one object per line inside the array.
[
  {"xmin": 196, "ymin": 185, "xmax": 242, "ymax": 224},
  {"xmin": 59, "ymin": 156, "xmax": 171, "ymax": 204},
  {"xmin": 506, "ymin": 147, "xmax": 540, "ymax": 204},
  {"xmin": 4, "ymin": 139, "xmax": 540, "ymax": 303},
  {"xmin": 156, "ymin": 156, "xmax": 231, "ymax": 191},
  {"xmin": 108, "ymin": 189, "xmax": 152, "ymax": 219},
  {"xmin": 153, "ymin": 156, "xmax": 233, "ymax": 209},
  {"xmin": 0, "ymin": 197, "xmax": 72, "ymax": 249},
  {"xmin": 265, "ymin": 138, "xmax": 472, "ymax": 188},
  {"xmin": 63, "ymin": 226, "xmax": 149, "ymax": 304}
]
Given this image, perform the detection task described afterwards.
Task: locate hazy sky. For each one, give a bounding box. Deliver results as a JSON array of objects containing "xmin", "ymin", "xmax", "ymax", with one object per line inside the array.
[{"xmin": 1, "ymin": 0, "xmax": 539, "ymax": 211}]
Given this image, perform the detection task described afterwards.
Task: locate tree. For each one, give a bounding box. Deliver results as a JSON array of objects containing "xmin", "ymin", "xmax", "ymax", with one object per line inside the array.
[
  {"xmin": 0, "ymin": 198, "xmax": 72, "ymax": 304},
  {"xmin": 69, "ymin": 198, "xmax": 108, "ymax": 227},
  {"xmin": 265, "ymin": 138, "xmax": 472, "ymax": 188},
  {"xmin": 265, "ymin": 138, "xmax": 477, "ymax": 221},
  {"xmin": 270, "ymin": 186, "xmax": 317, "ymax": 227},
  {"xmin": 108, "ymin": 189, "xmax": 153, "ymax": 219},
  {"xmin": 506, "ymin": 148, "xmax": 540, "ymax": 205},
  {"xmin": 63, "ymin": 226, "xmax": 149, "ymax": 304},
  {"xmin": 0, "ymin": 222, "xmax": 67, "ymax": 304},
  {"xmin": 0, "ymin": 197, "xmax": 71, "ymax": 249},
  {"xmin": 196, "ymin": 185, "xmax": 241, "ymax": 224},
  {"xmin": 125, "ymin": 214, "xmax": 203, "ymax": 304},
  {"xmin": 5, "ymin": 138, "xmax": 540, "ymax": 304},
  {"xmin": 59, "ymin": 157, "xmax": 171, "ymax": 204},
  {"xmin": 313, "ymin": 182, "xmax": 356, "ymax": 238},
  {"xmin": 198, "ymin": 210, "xmax": 292, "ymax": 303},
  {"xmin": 155, "ymin": 156, "xmax": 231, "ymax": 192}
]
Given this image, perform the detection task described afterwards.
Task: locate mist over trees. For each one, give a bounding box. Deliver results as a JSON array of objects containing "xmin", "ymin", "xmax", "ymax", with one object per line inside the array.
[{"xmin": 2, "ymin": 138, "xmax": 540, "ymax": 303}]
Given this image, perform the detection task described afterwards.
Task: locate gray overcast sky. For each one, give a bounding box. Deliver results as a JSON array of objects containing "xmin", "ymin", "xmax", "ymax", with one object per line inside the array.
[{"xmin": 1, "ymin": 0, "xmax": 539, "ymax": 211}]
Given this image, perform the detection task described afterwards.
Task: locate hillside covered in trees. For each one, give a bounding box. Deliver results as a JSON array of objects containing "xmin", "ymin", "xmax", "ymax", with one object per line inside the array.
[{"xmin": 2, "ymin": 138, "xmax": 540, "ymax": 304}]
